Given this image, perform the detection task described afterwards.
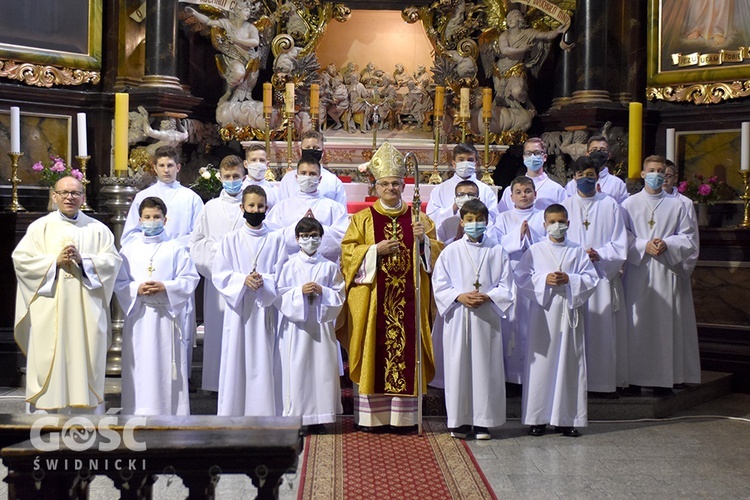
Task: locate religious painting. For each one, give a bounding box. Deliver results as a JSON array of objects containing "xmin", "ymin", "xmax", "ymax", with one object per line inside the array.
[
  {"xmin": 648, "ymin": 0, "xmax": 750, "ymax": 86},
  {"xmin": 676, "ymin": 129, "xmax": 742, "ymax": 193}
]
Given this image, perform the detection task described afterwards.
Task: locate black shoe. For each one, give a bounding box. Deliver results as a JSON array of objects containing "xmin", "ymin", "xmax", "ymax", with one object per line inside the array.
[
  {"xmin": 474, "ymin": 426, "xmax": 491, "ymax": 440},
  {"xmin": 450, "ymin": 425, "xmax": 472, "ymax": 439},
  {"xmin": 555, "ymin": 426, "xmax": 580, "ymax": 437},
  {"xmin": 389, "ymin": 424, "xmax": 418, "ymax": 434},
  {"xmin": 653, "ymin": 387, "xmax": 675, "ymax": 397},
  {"xmin": 355, "ymin": 424, "xmax": 383, "ymax": 433},
  {"xmin": 528, "ymin": 425, "xmax": 546, "ymax": 436},
  {"xmin": 619, "ymin": 385, "xmax": 642, "ymax": 396},
  {"xmin": 588, "ymin": 391, "xmax": 619, "ymax": 399},
  {"xmin": 308, "ymin": 424, "xmax": 327, "ymax": 435}
]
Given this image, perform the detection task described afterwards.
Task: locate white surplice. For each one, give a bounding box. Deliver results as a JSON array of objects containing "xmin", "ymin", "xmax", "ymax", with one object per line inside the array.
[
  {"xmin": 189, "ymin": 190, "xmax": 245, "ymax": 391},
  {"xmin": 212, "ymin": 223, "xmax": 288, "ymax": 416},
  {"xmin": 275, "ymin": 251, "xmax": 345, "ymax": 425},
  {"xmin": 515, "ymin": 238, "xmax": 599, "ymax": 427},
  {"xmin": 489, "ymin": 206, "xmax": 545, "ymax": 383},
  {"xmin": 432, "ymin": 235, "xmax": 514, "ymax": 429},
  {"xmin": 426, "ymin": 173, "xmax": 499, "ymax": 230},
  {"xmin": 562, "ymin": 192, "xmax": 629, "ymax": 391},
  {"xmin": 13, "ymin": 211, "xmax": 122, "ymax": 411},
  {"xmin": 622, "ymin": 190, "xmax": 700, "ymax": 388},
  {"xmin": 265, "ymin": 191, "xmax": 350, "ymax": 263},
  {"xmin": 564, "ymin": 168, "xmax": 629, "ymax": 204},
  {"xmin": 497, "ymin": 172, "xmax": 567, "ymax": 213},
  {"xmin": 241, "ymin": 177, "xmax": 279, "ymax": 209},
  {"xmin": 116, "ymin": 232, "xmax": 199, "ymax": 415},
  {"xmin": 276, "ymin": 167, "xmax": 347, "ymax": 206}
]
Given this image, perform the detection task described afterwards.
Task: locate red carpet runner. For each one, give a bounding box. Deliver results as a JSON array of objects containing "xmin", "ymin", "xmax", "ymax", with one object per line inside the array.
[{"xmin": 298, "ymin": 418, "xmax": 496, "ymax": 499}]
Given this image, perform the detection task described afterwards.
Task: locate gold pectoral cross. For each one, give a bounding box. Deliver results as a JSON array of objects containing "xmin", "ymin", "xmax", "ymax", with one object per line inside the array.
[
  {"xmin": 583, "ymin": 219, "xmax": 590, "ymax": 230},
  {"xmin": 648, "ymin": 217, "xmax": 655, "ymax": 229},
  {"xmin": 473, "ymin": 279, "xmax": 481, "ymax": 291},
  {"xmin": 147, "ymin": 262, "xmax": 155, "ymax": 277}
]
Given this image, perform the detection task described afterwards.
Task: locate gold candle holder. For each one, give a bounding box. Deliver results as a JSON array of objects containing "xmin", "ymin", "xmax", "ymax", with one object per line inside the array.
[
  {"xmin": 76, "ymin": 155, "xmax": 93, "ymax": 212},
  {"xmin": 738, "ymin": 170, "xmax": 750, "ymax": 229},
  {"xmin": 460, "ymin": 118, "xmax": 468, "ymax": 144},
  {"xmin": 264, "ymin": 113, "xmax": 276, "ymax": 181},
  {"xmin": 481, "ymin": 118, "xmax": 495, "ymax": 186},
  {"xmin": 429, "ymin": 116, "xmax": 442, "ymax": 184},
  {"xmin": 285, "ymin": 110, "xmax": 293, "ymax": 171},
  {"xmin": 6, "ymin": 151, "xmax": 26, "ymax": 212}
]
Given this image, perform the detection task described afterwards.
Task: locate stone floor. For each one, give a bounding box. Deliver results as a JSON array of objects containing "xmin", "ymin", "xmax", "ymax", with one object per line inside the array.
[{"xmin": 0, "ymin": 387, "xmax": 747, "ymax": 498}]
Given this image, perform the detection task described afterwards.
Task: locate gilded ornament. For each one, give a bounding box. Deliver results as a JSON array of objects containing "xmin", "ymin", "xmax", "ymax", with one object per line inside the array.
[
  {"xmin": 646, "ymin": 81, "xmax": 750, "ymax": 105},
  {"xmin": 0, "ymin": 59, "xmax": 100, "ymax": 88}
]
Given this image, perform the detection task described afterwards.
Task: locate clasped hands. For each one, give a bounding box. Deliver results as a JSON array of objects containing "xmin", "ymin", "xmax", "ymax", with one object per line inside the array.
[
  {"xmin": 375, "ymin": 222, "xmax": 425, "ymax": 256},
  {"xmin": 546, "ymin": 271, "xmax": 569, "ymax": 286},
  {"xmin": 57, "ymin": 244, "xmax": 82, "ymax": 268},
  {"xmin": 302, "ymin": 281, "xmax": 322, "ymax": 299},
  {"xmin": 457, "ymin": 291, "xmax": 490, "ymax": 308},
  {"xmin": 646, "ymin": 238, "xmax": 668, "ymax": 256},
  {"xmin": 138, "ymin": 281, "xmax": 166, "ymax": 296},
  {"xmin": 245, "ymin": 271, "xmax": 264, "ymax": 290}
]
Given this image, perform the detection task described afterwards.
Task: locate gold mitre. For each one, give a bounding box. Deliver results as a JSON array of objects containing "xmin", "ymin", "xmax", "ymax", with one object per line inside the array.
[{"xmin": 368, "ymin": 142, "xmax": 406, "ymax": 180}]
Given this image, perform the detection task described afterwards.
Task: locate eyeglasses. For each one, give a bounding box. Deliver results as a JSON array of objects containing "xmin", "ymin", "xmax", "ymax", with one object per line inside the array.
[
  {"xmin": 54, "ymin": 190, "xmax": 83, "ymax": 198},
  {"xmin": 522, "ymin": 151, "xmax": 545, "ymax": 158},
  {"xmin": 376, "ymin": 181, "xmax": 403, "ymax": 189},
  {"xmin": 588, "ymin": 148, "xmax": 609, "ymax": 153},
  {"xmin": 664, "ymin": 173, "xmax": 677, "ymax": 180}
]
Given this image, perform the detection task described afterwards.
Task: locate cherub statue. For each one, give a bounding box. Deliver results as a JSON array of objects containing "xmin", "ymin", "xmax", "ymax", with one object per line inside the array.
[{"xmin": 137, "ymin": 106, "xmax": 189, "ymax": 158}]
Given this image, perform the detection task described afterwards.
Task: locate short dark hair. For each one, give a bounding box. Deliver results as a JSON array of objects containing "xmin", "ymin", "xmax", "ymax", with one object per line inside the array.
[
  {"xmin": 246, "ymin": 143, "xmax": 267, "ymax": 153},
  {"xmin": 295, "ymin": 217, "xmax": 324, "ymax": 237},
  {"xmin": 453, "ymin": 143, "xmax": 478, "ymax": 160},
  {"xmin": 510, "ymin": 176, "xmax": 535, "ymax": 191},
  {"xmin": 455, "ymin": 180, "xmax": 479, "ymax": 196},
  {"xmin": 242, "ymin": 184, "xmax": 267, "ymax": 203},
  {"xmin": 524, "ymin": 137, "xmax": 546, "ymax": 153},
  {"xmin": 573, "ymin": 155, "xmax": 599, "ymax": 175},
  {"xmin": 301, "ymin": 130, "xmax": 324, "ymax": 145},
  {"xmin": 139, "ymin": 196, "xmax": 167, "ymax": 216},
  {"xmin": 220, "ymin": 155, "xmax": 244, "ymax": 171},
  {"xmin": 587, "ymin": 135, "xmax": 609, "ymax": 148},
  {"xmin": 460, "ymin": 199, "xmax": 489, "ymax": 220},
  {"xmin": 544, "ymin": 203, "xmax": 568, "ymax": 219},
  {"xmin": 298, "ymin": 157, "xmax": 321, "ymax": 174},
  {"xmin": 154, "ymin": 146, "xmax": 179, "ymax": 163}
]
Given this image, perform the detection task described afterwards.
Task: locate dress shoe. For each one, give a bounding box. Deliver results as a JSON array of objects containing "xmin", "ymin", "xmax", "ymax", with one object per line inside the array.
[
  {"xmin": 588, "ymin": 391, "xmax": 619, "ymax": 399},
  {"xmin": 653, "ymin": 387, "xmax": 675, "ymax": 397},
  {"xmin": 528, "ymin": 425, "xmax": 546, "ymax": 436},
  {"xmin": 450, "ymin": 425, "xmax": 471, "ymax": 439},
  {"xmin": 619, "ymin": 385, "xmax": 642, "ymax": 396},
  {"xmin": 355, "ymin": 424, "xmax": 382, "ymax": 433},
  {"xmin": 308, "ymin": 424, "xmax": 327, "ymax": 435},
  {"xmin": 474, "ymin": 426, "xmax": 491, "ymax": 440},
  {"xmin": 556, "ymin": 426, "xmax": 580, "ymax": 437}
]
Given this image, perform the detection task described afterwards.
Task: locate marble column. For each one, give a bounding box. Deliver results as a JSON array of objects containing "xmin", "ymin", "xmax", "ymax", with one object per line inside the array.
[
  {"xmin": 571, "ymin": 0, "xmax": 611, "ymax": 103},
  {"xmin": 551, "ymin": 28, "xmax": 576, "ymax": 109},
  {"xmin": 140, "ymin": 0, "xmax": 183, "ymax": 91}
]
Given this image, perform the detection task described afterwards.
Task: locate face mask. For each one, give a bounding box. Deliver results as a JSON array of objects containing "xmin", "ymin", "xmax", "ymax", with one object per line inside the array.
[
  {"xmin": 589, "ymin": 151, "xmax": 609, "ymax": 168},
  {"xmin": 141, "ymin": 220, "xmax": 164, "ymax": 236},
  {"xmin": 297, "ymin": 174, "xmax": 320, "ymax": 193},
  {"xmin": 644, "ymin": 172, "xmax": 665, "ymax": 190},
  {"xmin": 523, "ymin": 155, "xmax": 544, "ymax": 172},
  {"xmin": 223, "ymin": 179, "xmax": 243, "ymax": 195},
  {"xmin": 463, "ymin": 221, "xmax": 487, "ymax": 240},
  {"xmin": 455, "ymin": 194, "xmax": 476, "ymax": 209},
  {"xmin": 243, "ymin": 211, "xmax": 266, "ymax": 227},
  {"xmin": 246, "ymin": 161, "xmax": 267, "ymax": 181},
  {"xmin": 576, "ymin": 177, "xmax": 597, "ymax": 195},
  {"xmin": 546, "ymin": 222, "xmax": 568, "ymax": 239},
  {"xmin": 298, "ymin": 235, "xmax": 322, "ymax": 254},
  {"xmin": 301, "ymin": 148, "xmax": 323, "ymax": 163},
  {"xmin": 454, "ymin": 161, "xmax": 476, "ymax": 179}
]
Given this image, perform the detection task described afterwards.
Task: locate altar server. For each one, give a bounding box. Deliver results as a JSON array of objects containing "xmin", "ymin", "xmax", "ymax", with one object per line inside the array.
[
  {"xmin": 241, "ymin": 144, "xmax": 279, "ymax": 209},
  {"xmin": 564, "ymin": 135, "xmax": 629, "ymax": 203}
]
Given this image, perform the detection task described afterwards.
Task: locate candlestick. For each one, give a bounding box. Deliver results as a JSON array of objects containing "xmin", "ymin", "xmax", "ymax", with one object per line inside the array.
[
  {"xmin": 738, "ymin": 170, "xmax": 750, "ymax": 228},
  {"xmin": 482, "ymin": 88, "xmax": 492, "ymax": 119},
  {"xmin": 286, "ymin": 110, "xmax": 293, "ymax": 170},
  {"xmin": 459, "ymin": 88, "xmax": 470, "ymax": 119},
  {"xmin": 434, "ymin": 86, "xmax": 444, "ymax": 118},
  {"xmin": 263, "ymin": 82, "xmax": 272, "ymax": 115},
  {"xmin": 10, "ymin": 106, "xmax": 20, "ymax": 153},
  {"xmin": 741, "ymin": 122, "xmax": 750, "ymax": 171},
  {"xmin": 665, "ymin": 128, "xmax": 675, "ymax": 163},
  {"xmin": 628, "ymin": 102, "xmax": 642, "ymax": 179},
  {"xmin": 114, "ymin": 93, "xmax": 129, "ymax": 175},
  {"xmin": 5, "ymin": 151, "xmax": 25, "ymax": 212},
  {"xmin": 76, "ymin": 155, "xmax": 93, "ymax": 212},
  {"xmin": 77, "ymin": 113, "xmax": 88, "ymax": 157},
  {"xmin": 310, "ymin": 83, "xmax": 319, "ymax": 129},
  {"xmin": 285, "ymin": 83, "xmax": 295, "ymax": 114},
  {"xmin": 430, "ymin": 115, "xmax": 442, "ymax": 184}
]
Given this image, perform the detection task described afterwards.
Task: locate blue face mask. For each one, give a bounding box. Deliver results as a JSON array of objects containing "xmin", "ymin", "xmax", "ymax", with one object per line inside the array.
[
  {"xmin": 576, "ymin": 176, "xmax": 597, "ymax": 195},
  {"xmin": 523, "ymin": 155, "xmax": 544, "ymax": 172},
  {"xmin": 644, "ymin": 172, "xmax": 665, "ymax": 190},
  {"xmin": 223, "ymin": 179, "xmax": 243, "ymax": 196},
  {"xmin": 141, "ymin": 220, "xmax": 164, "ymax": 236},
  {"xmin": 463, "ymin": 221, "xmax": 487, "ymax": 240}
]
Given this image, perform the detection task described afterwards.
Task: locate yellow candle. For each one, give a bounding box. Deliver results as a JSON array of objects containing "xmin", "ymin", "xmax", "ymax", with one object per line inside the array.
[
  {"xmin": 263, "ymin": 83, "xmax": 272, "ymax": 115},
  {"xmin": 434, "ymin": 86, "xmax": 444, "ymax": 118},
  {"xmin": 285, "ymin": 82, "xmax": 295, "ymax": 114},
  {"xmin": 459, "ymin": 88, "xmax": 470, "ymax": 119},
  {"xmin": 114, "ymin": 93, "xmax": 129, "ymax": 174},
  {"xmin": 628, "ymin": 102, "xmax": 643, "ymax": 179},
  {"xmin": 482, "ymin": 88, "xmax": 492, "ymax": 119},
  {"xmin": 310, "ymin": 84, "xmax": 319, "ymax": 118}
]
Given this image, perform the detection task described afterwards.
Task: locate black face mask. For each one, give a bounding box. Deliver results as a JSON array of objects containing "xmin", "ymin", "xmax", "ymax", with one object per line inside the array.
[
  {"xmin": 589, "ymin": 151, "xmax": 609, "ymax": 168},
  {"xmin": 301, "ymin": 148, "xmax": 323, "ymax": 163},
  {"xmin": 243, "ymin": 211, "xmax": 266, "ymax": 227}
]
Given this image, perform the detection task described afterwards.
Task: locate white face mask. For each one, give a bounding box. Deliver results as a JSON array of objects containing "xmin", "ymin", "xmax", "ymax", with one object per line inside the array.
[
  {"xmin": 298, "ymin": 235, "xmax": 322, "ymax": 254},
  {"xmin": 297, "ymin": 174, "xmax": 320, "ymax": 193},
  {"xmin": 455, "ymin": 194, "xmax": 477, "ymax": 210},
  {"xmin": 546, "ymin": 222, "xmax": 568, "ymax": 239},
  {"xmin": 246, "ymin": 161, "xmax": 267, "ymax": 181},
  {"xmin": 454, "ymin": 161, "xmax": 476, "ymax": 179}
]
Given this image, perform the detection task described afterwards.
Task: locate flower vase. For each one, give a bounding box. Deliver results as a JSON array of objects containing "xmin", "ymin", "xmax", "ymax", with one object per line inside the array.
[
  {"xmin": 696, "ymin": 202, "xmax": 709, "ymax": 227},
  {"xmin": 47, "ymin": 187, "xmax": 58, "ymax": 212}
]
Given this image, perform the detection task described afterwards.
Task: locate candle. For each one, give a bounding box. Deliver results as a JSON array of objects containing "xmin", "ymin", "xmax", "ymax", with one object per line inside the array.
[
  {"xmin": 459, "ymin": 88, "xmax": 470, "ymax": 119},
  {"xmin": 434, "ymin": 86, "xmax": 444, "ymax": 118},
  {"xmin": 10, "ymin": 106, "xmax": 20, "ymax": 153},
  {"xmin": 77, "ymin": 113, "xmax": 88, "ymax": 157},
  {"xmin": 263, "ymin": 83, "xmax": 272, "ymax": 115},
  {"xmin": 310, "ymin": 84, "xmax": 319, "ymax": 118},
  {"xmin": 628, "ymin": 102, "xmax": 643, "ymax": 179},
  {"xmin": 114, "ymin": 93, "xmax": 129, "ymax": 174},
  {"xmin": 482, "ymin": 88, "xmax": 492, "ymax": 119},
  {"xmin": 665, "ymin": 128, "xmax": 675, "ymax": 162},
  {"xmin": 742, "ymin": 122, "xmax": 750, "ymax": 171},
  {"xmin": 285, "ymin": 82, "xmax": 295, "ymax": 114}
]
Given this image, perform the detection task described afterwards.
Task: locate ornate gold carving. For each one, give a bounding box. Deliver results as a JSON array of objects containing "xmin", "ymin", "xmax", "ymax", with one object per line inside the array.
[
  {"xmin": 220, "ymin": 124, "xmax": 287, "ymax": 142},
  {"xmin": 382, "ymin": 216, "xmax": 408, "ymax": 395},
  {"xmin": 646, "ymin": 80, "xmax": 750, "ymax": 104},
  {"xmin": 0, "ymin": 59, "xmax": 100, "ymax": 87}
]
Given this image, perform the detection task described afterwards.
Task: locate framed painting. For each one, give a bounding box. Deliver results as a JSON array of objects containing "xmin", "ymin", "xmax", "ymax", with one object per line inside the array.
[
  {"xmin": 648, "ymin": 0, "xmax": 750, "ymax": 87},
  {"xmin": 676, "ymin": 129, "xmax": 742, "ymax": 193}
]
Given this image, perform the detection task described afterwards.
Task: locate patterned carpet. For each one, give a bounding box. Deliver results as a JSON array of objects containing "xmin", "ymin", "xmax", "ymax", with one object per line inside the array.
[{"xmin": 298, "ymin": 418, "xmax": 496, "ymax": 499}]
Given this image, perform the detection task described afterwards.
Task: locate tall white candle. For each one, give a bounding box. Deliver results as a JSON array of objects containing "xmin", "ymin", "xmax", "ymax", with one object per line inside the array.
[
  {"xmin": 285, "ymin": 83, "xmax": 295, "ymax": 114},
  {"xmin": 77, "ymin": 113, "xmax": 88, "ymax": 157},
  {"xmin": 742, "ymin": 122, "xmax": 750, "ymax": 171},
  {"xmin": 10, "ymin": 106, "xmax": 20, "ymax": 153},
  {"xmin": 665, "ymin": 128, "xmax": 675, "ymax": 162}
]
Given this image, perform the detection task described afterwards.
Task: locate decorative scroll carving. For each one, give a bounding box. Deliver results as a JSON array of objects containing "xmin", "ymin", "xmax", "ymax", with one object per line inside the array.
[
  {"xmin": 647, "ymin": 81, "xmax": 750, "ymax": 105},
  {"xmin": 0, "ymin": 59, "xmax": 100, "ymax": 87}
]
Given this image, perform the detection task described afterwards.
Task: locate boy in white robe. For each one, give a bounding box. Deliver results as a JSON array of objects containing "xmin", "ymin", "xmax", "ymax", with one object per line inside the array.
[
  {"xmin": 432, "ymin": 200, "xmax": 514, "ymax": 440},
  {"xmin": 435, "ymin": 180, "xmax": 480, "ymax": 245},
  {"xmin": 116, "ymin": 197, "xmax": 199, "ymax": 415},
  {"xmin": 190, "ymin": 155, "xmax": 246, "ymax": 392},
  {"xmin": 564, "ymin": 135, "xmax": 629, "ymax": 204},
  {"xmin": 212, "ymin": 185, "xmax": 288, "ymax": 416},
  {"xmin": 266, "ymin": 156, "xmax": 349, "ymax": 263},
  {"xmin": 621, "ymin": 156, "xmax": 699, "ymax": 396},
  {"xmin": 515, "ymin": 204, "xmax": 599, "ymax": 437},
  {"xmin": 490, "ymin": 176, "xmax": 545, "ymax": 387},
  {"xmin": 275, "ymin": 218, "xmax": 345, "ymax": 434},
  {"xmin": 562, "ymin": 156, "xmax": 629, "ymax": 397},
  {"xmin": 241, "ymin": 143, "xmax": 279, "ymax": 209}
]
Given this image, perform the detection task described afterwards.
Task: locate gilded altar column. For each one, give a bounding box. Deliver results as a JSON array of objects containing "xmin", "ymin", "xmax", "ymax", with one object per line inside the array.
[
  {"xmin": 571, "ymin": 0, "xmax": 611, "ymax": 104},
  {"xmin": 140, "ymin": 0, "xmax": 183, "ymax": 91}
]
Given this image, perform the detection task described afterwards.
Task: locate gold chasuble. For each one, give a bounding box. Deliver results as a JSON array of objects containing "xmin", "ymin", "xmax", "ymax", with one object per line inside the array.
[{"xmin": 340, "ymin": 199, "xmax": 442, "ymax": 396}]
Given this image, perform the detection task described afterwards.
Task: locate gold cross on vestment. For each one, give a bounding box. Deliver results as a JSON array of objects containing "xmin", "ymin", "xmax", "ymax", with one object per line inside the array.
[
  {"xmin": 582, "ymin": 219, "xmax": 590, "ymax": 230},
  {"xmin": 147, "ymin": 263, "xmax": 155, "ymax": 277},
  {"xmin": 648, "ymin": 218, "xmax": 655, "ymax": 229},
  {"xmin": 473, "ymin": 279, "xmax": 481, "ymax": 291}
]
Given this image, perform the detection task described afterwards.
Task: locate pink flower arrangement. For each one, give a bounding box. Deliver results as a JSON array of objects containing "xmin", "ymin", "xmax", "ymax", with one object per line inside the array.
[
  {"xmin": 32, "ymin": 155, "xmax": 83, "ymax": 186},
  {"xmin": 677, "ymin": 174, "xmax": 733, "ymax": 204}
]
